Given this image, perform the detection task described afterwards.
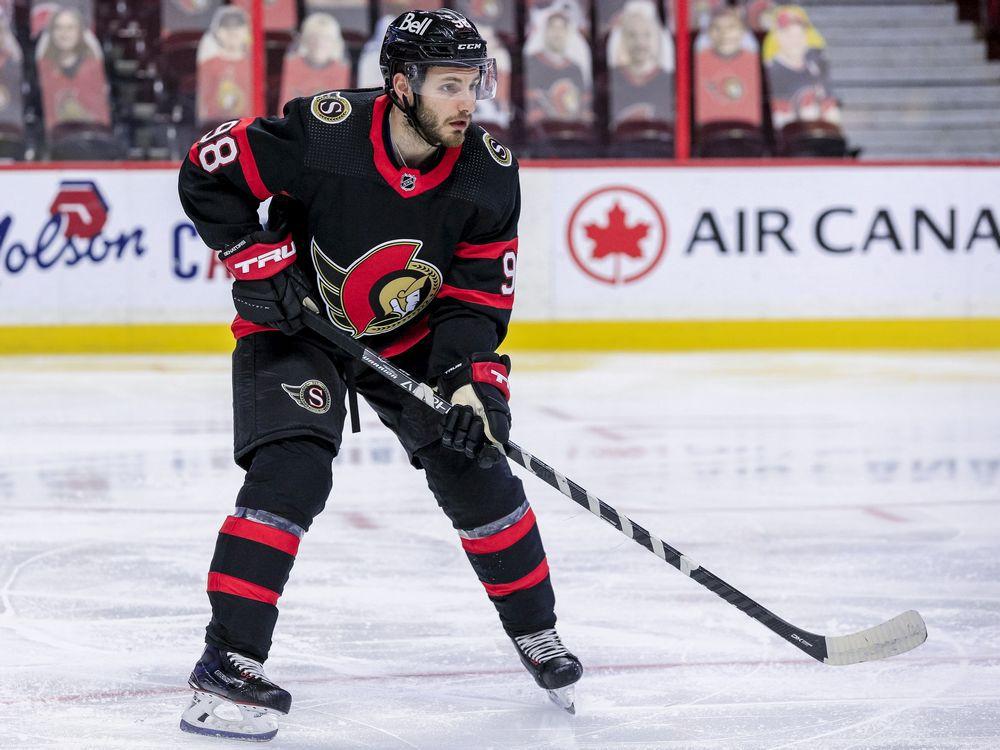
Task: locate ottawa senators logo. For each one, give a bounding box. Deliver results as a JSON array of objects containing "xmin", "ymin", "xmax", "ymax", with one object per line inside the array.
[
  {"xmin": 281, "ymin": 380, "xmax": 332, "ymax": 414},
  {"xmin": 311, "ymin": 92, "xmax": 352, "ymax": 124},
  {"xmin": 483, "ymin": 131, "xmax": 512, "ymax": 167},
  {"xmin": 311, "ymin": 239, "xmax": 442, "ymax": 338}
]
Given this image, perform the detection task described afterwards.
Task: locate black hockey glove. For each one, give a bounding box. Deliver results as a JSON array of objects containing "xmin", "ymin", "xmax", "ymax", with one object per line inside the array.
[
  {"xmin": 219, "ymin": 227, "xmax": 311, "ymax": 335},
  {"xmin": 438, "ymin": 353, "xmax": 512, "ymax": 469}
]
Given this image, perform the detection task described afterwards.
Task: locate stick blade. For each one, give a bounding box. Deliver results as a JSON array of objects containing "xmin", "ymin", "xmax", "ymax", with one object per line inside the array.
[{"xmin": 823, "ymin": 610, "xmax": 927, "ymax": 666}]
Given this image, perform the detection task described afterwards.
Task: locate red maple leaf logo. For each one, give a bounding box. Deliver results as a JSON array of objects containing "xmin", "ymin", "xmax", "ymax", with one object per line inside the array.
[{"xmin": 584, "ymin": 202, "xmax": 650, "ymax": 260}]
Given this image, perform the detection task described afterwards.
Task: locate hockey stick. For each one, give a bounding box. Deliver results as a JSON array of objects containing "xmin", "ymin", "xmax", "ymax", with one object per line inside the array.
[{"xmin": 299, "ymin": 302, "xmax": 927, "ymax": 666}]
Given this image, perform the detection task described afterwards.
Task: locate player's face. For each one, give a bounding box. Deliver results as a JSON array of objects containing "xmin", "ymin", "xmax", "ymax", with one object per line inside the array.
[{"xmin": 414, "ymin": 67, "xmax": 479, "ymax": 147}]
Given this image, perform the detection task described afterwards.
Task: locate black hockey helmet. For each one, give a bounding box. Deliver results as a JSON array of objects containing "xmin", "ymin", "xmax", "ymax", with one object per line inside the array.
[{"xmin": 380, "ymin": 9, "xmax": 497, "ymax": 143}]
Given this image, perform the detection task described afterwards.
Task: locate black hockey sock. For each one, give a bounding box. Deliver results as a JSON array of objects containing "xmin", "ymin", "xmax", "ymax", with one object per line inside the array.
[
  {"xmin": 205, "ymin": 508, "xmax": 304, "ymax": 662},
  {"xmin": 458, "ymin": 500, "xmax": 557, "ymax": 636}
]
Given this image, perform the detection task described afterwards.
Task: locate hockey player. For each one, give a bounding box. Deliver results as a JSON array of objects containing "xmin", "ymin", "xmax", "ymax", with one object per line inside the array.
[{"xmin": 177, "ymin": 8, "xmax": 582, "ymax": 741}]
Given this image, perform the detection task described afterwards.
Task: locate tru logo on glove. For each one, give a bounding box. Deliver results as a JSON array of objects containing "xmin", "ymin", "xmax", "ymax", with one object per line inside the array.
[
  {"xmin": 232, "ymin": 244, "xmax": 296, "ymax": 278},
  {"xmin": 220, "ymin": 236, "xmax": 298, "ymax": 281}
]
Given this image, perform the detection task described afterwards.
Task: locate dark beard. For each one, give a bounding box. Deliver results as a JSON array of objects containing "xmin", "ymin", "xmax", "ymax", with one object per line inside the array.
[{"xmin": 413, "ymin": 102, "xmax": 466, "ymax": 148}]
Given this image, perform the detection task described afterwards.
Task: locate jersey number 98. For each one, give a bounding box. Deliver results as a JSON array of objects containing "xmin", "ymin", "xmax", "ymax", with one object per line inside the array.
[{"xmin": 198, "ymin": 120, "xmax": 241, "ymax": 173}]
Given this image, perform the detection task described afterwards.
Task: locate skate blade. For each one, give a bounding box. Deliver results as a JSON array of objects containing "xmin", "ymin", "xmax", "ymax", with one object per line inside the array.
[
  {"xmin": 547, "ymin": 685, "xmax": 576, "ymax": 714},
  {"xmin": 179, "ymin": 690, "xmax": 280, "ymax": 741}
]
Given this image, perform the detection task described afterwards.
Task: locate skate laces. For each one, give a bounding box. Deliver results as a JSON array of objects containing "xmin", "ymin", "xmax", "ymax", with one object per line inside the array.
[
  {"xmin": 227, "ymin": 652, "xmax": 269, "ymax": 682},
  {"xmin": 514, "ymin": 629, "xmax": 570, "ymax": 664}
]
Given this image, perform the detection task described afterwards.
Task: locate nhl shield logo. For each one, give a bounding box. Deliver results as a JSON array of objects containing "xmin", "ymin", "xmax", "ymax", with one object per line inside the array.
[
  {"xmin": 311, "ymin": 238, "xmax": 443, "ymax": 338},
  {"xmin": 400, "ymin": 172, "xmax": 417, "ymax": 192}
]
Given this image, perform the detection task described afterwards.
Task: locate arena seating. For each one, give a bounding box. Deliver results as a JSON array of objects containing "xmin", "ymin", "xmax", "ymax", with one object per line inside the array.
[
  {"xmin": 34, "ymin": 3, "xmax": 120, "ymax": 158},
  {"xmin": 2, "ymin": 0, "xmax": 998, "ymax": 161},
  {"xmin": 606, "ymin": 0, "xmax": 674, "ymax": 157},
  {"xmin": 761, "ymin": 4, "xmax": 846, "ymax": 156},
  {"xmin": 278, "ymin": 11, "xmax": 351, "ymax": 111},
  {"xmin": 522, "ymin": 0, "xmax": 595, "ymax": 156},
  {"xmin": 0, "ymin": 11, "xmax": 25, "ymax": 158},
  {"xmin": 694, "ymin": 6, "xmax": 764, "ymax": 156},
  {"xmin": 195, "ymin": 5, "xmax": 253, "ymax": 129}
]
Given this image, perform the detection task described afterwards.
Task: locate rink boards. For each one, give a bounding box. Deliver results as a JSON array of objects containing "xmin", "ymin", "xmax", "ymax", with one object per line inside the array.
[{"xmin": 0, "ymin": 161, "xmax": 998, "ymax": 352}]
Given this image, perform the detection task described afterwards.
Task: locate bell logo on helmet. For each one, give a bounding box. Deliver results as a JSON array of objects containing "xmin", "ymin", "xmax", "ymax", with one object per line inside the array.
[{"xmin": 398, "ymin": 12, "xmax": 432, "ymax": 36}]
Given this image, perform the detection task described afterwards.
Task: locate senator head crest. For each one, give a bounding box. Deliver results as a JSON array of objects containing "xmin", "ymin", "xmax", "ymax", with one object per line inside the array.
[{"xmin": 311, "ymin": 238, "xmax": 442, "ymax": 337}]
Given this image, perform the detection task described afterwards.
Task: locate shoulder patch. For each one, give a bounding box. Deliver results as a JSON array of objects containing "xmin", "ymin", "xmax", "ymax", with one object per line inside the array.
[
  {"xmin": 482, "ymin": 130, "xmax": 513, "ymax": 167},
  {"xmin": 311, "ymin": 92, "xmax": 352, "ymax": 125}
]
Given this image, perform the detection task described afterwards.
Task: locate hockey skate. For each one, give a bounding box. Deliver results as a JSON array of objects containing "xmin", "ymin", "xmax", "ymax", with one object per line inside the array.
[
  {"xmin": 511, "ymin": 628, "xmax": 583, "ymax": 714},
  {"xmin": 179, "ymin": 645, "xmax": 291, "ymax": 741}
]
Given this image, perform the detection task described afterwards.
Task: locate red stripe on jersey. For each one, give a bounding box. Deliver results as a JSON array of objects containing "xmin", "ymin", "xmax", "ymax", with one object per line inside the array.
[
  {"xmin": 369, "ymin": 95, "xmax": 462, "ymax": 199},
  {"xmin": 454, "ymin": 238, "xmax": 518, "ymax": 260},
  {"xmin": 220, "ymin": 516, "xmax": 301, "ymax": 556},
  {"xmin": 379, "ymin": 316, "xmax": 431, "ymax": 358},
  {"xmin": 482, "ymin": 558, "xmax": 550, "ymax": 597},
  {"xmin": 461, "ymin": 507, "xmax": 535, "ymax": 555},
  {"xmin": 232, "ymin": 119, "xmax": 271, "ymax": 201},
  {"xmin": 231, "ymin": 316, "xmax": 278, "ymax": 339},
  {"xmin": 207, "ymin": 572, "xmax": 280, "ymax": 605},
  {"xmin": 471, "ymin": 361, "xmax": 510, "ymax": 400},
  {"xmin": 438, "ymin": 284, "xmax": 514, "ymax": 310}
]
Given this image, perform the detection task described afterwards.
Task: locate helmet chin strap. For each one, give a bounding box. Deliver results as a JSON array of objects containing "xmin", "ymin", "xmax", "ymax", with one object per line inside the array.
[{"xmin": 389, "ymin": 90, "xmax": 441, "ymax": 150}]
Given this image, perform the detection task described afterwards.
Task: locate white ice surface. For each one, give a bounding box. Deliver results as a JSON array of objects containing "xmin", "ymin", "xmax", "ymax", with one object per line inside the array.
[{"xmin": 1, "ymin": 351, "xmax": 998, "ymax": 749}]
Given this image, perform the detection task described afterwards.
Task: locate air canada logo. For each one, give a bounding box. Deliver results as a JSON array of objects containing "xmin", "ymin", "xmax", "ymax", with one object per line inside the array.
[
  {"xmin": 310, "ymin": 92, "xmax": 352, "ymax": 124},
  {"xmin": 567, "ymin": 185, "xmax": 668, "ymax": 285},
  {"xmin": 311, "ymin": 238, "xmax": 442, "ymax": 337},
  {"xmin": 281, "ymin": 380, "xmax": 332, "ymax": 414},
  {"xmin": 483, "ymin": 132, "xmax": 512, "ymax": 167}
]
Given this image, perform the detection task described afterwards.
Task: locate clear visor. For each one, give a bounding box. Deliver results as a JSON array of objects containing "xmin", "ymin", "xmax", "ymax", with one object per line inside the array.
[{"xmin": 403, "ymin": 59, "xmax": 498, "ymax": 101}]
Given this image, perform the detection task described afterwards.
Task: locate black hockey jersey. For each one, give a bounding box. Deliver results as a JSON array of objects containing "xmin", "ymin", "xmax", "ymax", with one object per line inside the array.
[{"xmin": 178, "ymin": 88, "xmax": 520, "ymax": 376}]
